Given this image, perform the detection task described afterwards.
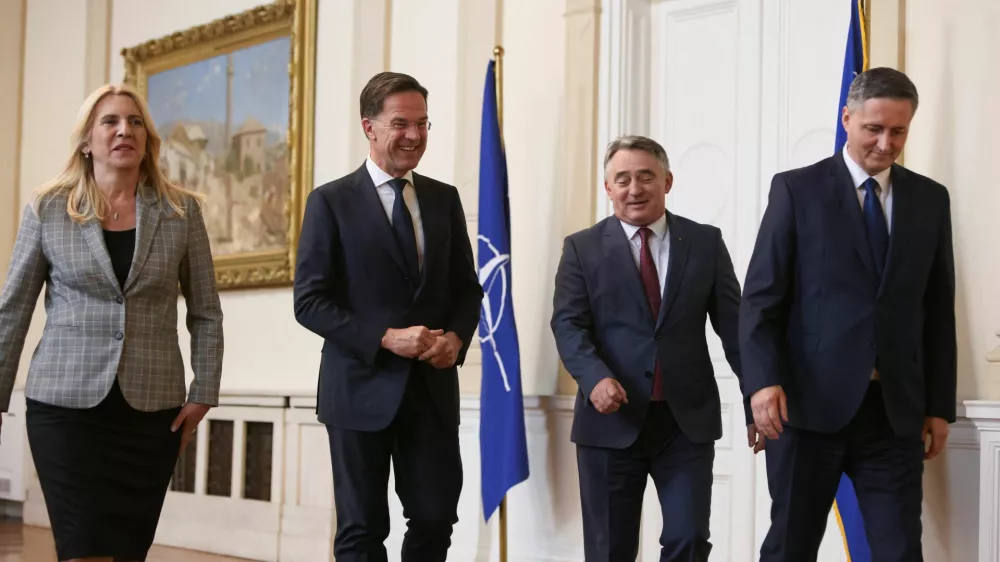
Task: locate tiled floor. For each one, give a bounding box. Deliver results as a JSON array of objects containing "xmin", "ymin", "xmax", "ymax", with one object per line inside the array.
[{"xmin": 0, "ymin": 520, "xmax": 255, "ymax": 562}]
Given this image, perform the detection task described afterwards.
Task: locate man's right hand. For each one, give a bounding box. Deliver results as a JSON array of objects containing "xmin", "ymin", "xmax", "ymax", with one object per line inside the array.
[
  {"xmin": 381, "ymin": 326, "xmax": 444, "ymax": 358},
  {"xmin": 750, "ymin": 385, "xmax": 788, "ymax": 440},
  {"xmin": 590, "ymin": 378, "xmax": 628, "ymax": 414}
]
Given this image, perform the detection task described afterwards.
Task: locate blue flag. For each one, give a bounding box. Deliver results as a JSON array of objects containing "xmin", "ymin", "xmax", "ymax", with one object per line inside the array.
[
  {"xmin": 832, "ymin": 2, "xmax": 871, "ymax": 561},
  {"xmin": 478, "ymin": 58, "xmax": 529, "ymax": 522}
]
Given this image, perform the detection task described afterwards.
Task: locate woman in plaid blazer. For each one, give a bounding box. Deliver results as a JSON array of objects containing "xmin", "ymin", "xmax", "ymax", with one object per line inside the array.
[{"xmin": 0, "ymin": 83, "xmax": 224, "ymax": 561}]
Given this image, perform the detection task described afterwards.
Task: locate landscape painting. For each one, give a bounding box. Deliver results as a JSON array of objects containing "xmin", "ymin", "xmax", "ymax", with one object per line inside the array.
[
  {"xmin": 148, "ymin": 37, "xmax": 290, "ymax": 257},
  {"xmin": 121, "ymin": 0, "xmax": 317, "ymax": 289}
]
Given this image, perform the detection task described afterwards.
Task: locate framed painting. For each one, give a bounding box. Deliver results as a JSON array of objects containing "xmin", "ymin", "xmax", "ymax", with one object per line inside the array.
[{"xmin": 122, "ymin": 0, "xmax": 317, "ymax": 289}]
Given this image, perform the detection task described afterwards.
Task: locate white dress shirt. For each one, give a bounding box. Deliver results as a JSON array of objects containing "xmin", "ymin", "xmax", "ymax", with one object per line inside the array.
[
  {"xmin": 842, "ymin": 146, "xmax": 893, "ymax": 233},
  {"xmin": 619, "ymin": 213, "xmax": 671, "ymax": 297},
  {"xmin": 366, "ymin": 156, "xmax": 425, "ymax": 270}
]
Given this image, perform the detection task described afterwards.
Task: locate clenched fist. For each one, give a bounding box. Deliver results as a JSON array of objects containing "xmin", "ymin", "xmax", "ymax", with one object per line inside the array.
[{"xmin": 590, "ymin": 378, "xmax": 628, "ymax": 414}]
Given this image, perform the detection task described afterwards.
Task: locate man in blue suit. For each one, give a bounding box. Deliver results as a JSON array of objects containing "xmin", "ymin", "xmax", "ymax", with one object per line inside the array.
[
  {"xmin": 551, "ymin": 135, "xmax": 761, "ymax": 561},
  {"xmin": 740, "ymin": 68, "xmax": 956, "ymax": 561},
  {"xmin": 293, "ymin": 72, "xmax": 483, "ymax": 562}
]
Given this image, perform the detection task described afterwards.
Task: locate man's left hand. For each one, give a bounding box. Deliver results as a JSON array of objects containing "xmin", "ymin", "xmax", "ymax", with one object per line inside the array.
[
  {"xmin": 923, "ymin": 416, "xmax": 950, "ymax": 460},
  {"xmin": 419, "ymin": 332, "xmax": 462, "ymax": 369}
]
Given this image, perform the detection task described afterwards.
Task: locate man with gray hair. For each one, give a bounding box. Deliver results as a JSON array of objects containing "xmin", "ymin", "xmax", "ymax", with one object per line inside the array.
[
  {"xmin": 551, "ymin": 134, "xmax": 761, "ymax": 560},
  {"xmin": 740, "ymin": 67, "xmax": 956, "ymax": 560}
]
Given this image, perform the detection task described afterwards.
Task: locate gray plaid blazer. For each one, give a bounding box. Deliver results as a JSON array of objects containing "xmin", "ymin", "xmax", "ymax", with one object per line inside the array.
[{"xmin": 0, "ymin": 186, "xmax": 224, "ymax": 412}]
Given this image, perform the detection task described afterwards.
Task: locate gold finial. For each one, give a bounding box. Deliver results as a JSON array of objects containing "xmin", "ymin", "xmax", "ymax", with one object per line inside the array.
[{"xmin": 494, "ymin": 45, "xmax": 504, "ymax": 57}]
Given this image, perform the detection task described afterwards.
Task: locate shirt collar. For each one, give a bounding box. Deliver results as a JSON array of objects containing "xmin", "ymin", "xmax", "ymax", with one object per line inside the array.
[
  {"xmin": 366, "ymin": 155, "xmax": 415, "ymax": 189},
  {"xmin": 619, "ymin": 212, "xmax": 668, "ymax": 241},
  {"xmin": 842, "ymin": 145, "xmax": 892, "ymax": 194}
]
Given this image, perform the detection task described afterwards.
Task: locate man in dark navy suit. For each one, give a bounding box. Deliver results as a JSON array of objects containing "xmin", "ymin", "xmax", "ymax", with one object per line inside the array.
[
  {"xmin": 740, "ymin": 67, "xmax": 956, "ymax": 561},
  {"xmin": 293, "ymin": 72, "xmax": 483, "ymax": 562},
  {"xmin": 551, "ymin": 135, "xmax": 761, "ymax": 561}
]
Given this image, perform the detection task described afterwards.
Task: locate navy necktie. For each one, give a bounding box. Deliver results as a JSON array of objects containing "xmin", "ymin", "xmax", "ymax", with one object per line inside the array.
[
  {"xmin": 388, "ymin": 178, "xmax": 419, "ymax": 280},
  {"xmin": 862, "ymin": 177, "xmax": 888, "ymax": 277},
  {"xmin": 638, "ymin": 228, "xmax": 664, "ymax": 401}
]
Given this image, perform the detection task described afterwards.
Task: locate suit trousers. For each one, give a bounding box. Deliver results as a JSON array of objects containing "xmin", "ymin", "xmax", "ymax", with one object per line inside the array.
[
  {"xmin": 576, "ymin": 402, "xmax": 715, "ymax": 562},
  {"xmin": 326, "ymin": 369, "xmax": 463, "ymax": 562},
  {"xmin": 760, "ymin": 381, "xmax": 925, "ymax": 562}
]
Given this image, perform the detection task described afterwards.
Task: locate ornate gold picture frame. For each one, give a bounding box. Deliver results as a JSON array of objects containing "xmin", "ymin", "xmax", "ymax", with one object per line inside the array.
[{"xmin": 122, "ymin": 0, "xmax": 317, "ymax": 290}]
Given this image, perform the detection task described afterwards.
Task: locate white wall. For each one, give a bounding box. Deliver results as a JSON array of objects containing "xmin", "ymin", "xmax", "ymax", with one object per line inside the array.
[
  {"xmin": 903, "ymin": 1, "xmax": 1000, "ymax": 557},
  {"xmin": 99, "ymin": 0, "xmax": 569, "ymax": 397},
  {"xmin": 903, "ymin": 0, "xmax": 1000, "ymax": 401},
  {"xmin": 0, "ymin": 0, "xmax": 24, "ymax": 286},
  {"xmin": 12, "ymin": 0, "xmax": 105, "ymax": 385}
]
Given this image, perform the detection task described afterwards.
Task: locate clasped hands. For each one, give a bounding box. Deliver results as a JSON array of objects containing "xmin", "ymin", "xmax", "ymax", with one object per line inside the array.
[{"xmin": 382, "ymin": 325, "xmax": 461, "ymax": 369}]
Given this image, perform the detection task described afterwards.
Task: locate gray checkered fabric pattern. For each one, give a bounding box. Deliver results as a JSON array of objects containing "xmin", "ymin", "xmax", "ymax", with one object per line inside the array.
[{"xmin": 0, "ymin": 186, "xmax": 224, "ymax": 412}]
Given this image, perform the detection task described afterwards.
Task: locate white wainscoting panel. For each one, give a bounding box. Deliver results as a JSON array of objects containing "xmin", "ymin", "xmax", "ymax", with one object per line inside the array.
[
  {"xmin": 965, "ymin": 400, "xmax": 1000, "ymax": 562},
  {"xmin": 0, "ymin": 390, "xmax": 27, "ymax": 506},
  {"xmin": 5, "ymin": 389, "xmax": 991, "ymax": 561}
]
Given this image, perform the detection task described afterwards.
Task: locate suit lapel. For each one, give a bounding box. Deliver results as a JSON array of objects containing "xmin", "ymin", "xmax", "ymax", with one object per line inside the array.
[
  {"xmin": 601, "ymin": 219, "xmax": 652, "ymax": 325},
  {"xmin": 831, "ymin": 155, "xmax": 878, "ymax": 282},
  {"xmin": 878, "ymin": 165, "xmax": 909, "ymax": 297},
  {"xmin": 354, "ymin": 165, "xmax": 415, "ymax": 283},
  {"xmin": 412, "ymin": 174, "xmax": 433, "ymax": 294},
  {"xmin": 656, "ymin": 213, "xmax": 688, "ymax": 329},
  {"xmin": 123, "ymin": 186, "xmax": 161, "ymax": 293},
  {"xmin": 80, "ymin": 218, "xmax": 120, "ymax": 293}
]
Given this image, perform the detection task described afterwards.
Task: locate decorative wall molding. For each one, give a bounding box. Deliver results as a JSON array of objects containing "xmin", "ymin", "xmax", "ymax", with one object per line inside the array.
[
  {"xmin": 964, "ymin": 399, "xmax": 1000, "ymax": 562},
  {"xmin": 987, "ymin": 330, "xmax": 1000, "ymax": 363},
  {"xmin": 595, "ymin": 0, "xmax": 652, "ymax": 221}
]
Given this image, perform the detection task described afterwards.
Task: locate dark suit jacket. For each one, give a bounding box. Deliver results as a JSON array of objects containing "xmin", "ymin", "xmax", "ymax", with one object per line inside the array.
[
  {"xmin": 739, "ymin": 155, "xmax": 956, "ymax": 440},
  {"xmin": 293, "ymin": 165, "xmax": 483, "ymax": 431},
  {"xmin": 550, "ymin": 212, "xmax": 750, "ymax": 449}
]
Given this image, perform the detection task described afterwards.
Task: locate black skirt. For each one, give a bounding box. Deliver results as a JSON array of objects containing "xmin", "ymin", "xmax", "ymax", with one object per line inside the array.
[{"xmin": 25, "ymin": 378, "xmax": 182, "ymax": 561}]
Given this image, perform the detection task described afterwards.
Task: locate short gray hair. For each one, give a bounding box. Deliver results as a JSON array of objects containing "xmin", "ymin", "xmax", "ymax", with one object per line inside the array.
[
  {"xmin": 603, "ymin": 135, "xmax": 671, "ymax": 175},
  {"xmin": 846, "ymin": 67, "xmax": 919, "ymax": 112}
]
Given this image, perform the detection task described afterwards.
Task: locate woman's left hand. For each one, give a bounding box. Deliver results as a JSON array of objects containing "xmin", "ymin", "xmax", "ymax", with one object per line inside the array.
[{"xmin": 171, "ymin": 402, "xmax": 212, "ymax": 453}]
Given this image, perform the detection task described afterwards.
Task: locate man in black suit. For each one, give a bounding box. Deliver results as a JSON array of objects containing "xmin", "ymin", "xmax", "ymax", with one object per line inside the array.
[
  {"xmin": 740, "ymin": 67, "xmax": 956, "ymax": 561},
  {"xmin": 551, "ymin": 135, "xmax": 760, "ymax": 561},
  {"xmin": 293, "ymin": 72, "xmax": 483, "ymax": 562}
]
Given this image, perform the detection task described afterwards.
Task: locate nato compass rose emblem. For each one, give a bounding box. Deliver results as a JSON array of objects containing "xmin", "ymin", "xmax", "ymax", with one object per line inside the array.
[{"xmin": 478, "ymin": 234, "xmax": 512, "ymax": 392}]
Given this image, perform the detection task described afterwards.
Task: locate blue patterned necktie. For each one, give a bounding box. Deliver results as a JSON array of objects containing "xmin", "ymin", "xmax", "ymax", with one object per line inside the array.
[
  {"xmin": 862, "ymin": 177, "xmax": 888, "ymax": 277},
  {"xmin": 388, "ymin": 178, "xmax": 419, "ymax": 280}
]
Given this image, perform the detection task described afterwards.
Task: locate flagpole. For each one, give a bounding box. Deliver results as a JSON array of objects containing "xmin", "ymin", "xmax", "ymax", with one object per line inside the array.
[{"xmin": 493, "ymin": 42, "xmax": 507, "ymax": 562}]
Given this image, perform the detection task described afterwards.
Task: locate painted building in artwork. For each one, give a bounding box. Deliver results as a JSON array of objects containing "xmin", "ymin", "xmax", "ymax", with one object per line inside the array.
[
  {"xmin": 160, "ymin": 123, "xmax": 214, "ymax": 191},
  {"xmin": 233, "ymin": 117, "xmax": 267, "ymax": 177}
]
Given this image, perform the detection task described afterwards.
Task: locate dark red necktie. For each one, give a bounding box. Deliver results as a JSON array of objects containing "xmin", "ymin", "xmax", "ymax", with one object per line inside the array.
[{"xmin": 638, "ymin": 228, "xmax": 664, "ymax": 400}]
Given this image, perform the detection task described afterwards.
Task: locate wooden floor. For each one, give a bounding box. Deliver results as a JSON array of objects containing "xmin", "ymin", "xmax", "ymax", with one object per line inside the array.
[{"xmin": 0, "ymin": 520, "xmax": 255, "ymax": 562}]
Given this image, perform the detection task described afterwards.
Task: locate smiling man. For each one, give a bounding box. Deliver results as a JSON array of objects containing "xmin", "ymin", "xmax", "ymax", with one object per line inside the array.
[
  {"xmin": 740, "ymin": 67, "xmax": 957, "ymax": 561},
  {"xmin": 550, "ymin": 135, "xmax": 760, "ymax": 561},
  {"xmin": 293, "ymin": 72, "xmax": 482, "ymax": 562}
]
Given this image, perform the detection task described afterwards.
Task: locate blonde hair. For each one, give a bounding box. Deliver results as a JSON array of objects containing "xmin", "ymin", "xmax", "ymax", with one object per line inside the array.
[{"xmin": 32, "ymin": 83, "xmax": 202, "ymax": 222}]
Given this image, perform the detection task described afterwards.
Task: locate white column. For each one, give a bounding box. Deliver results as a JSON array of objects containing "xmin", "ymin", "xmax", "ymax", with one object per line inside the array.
[{"xmin": 965, "ymin": 397, "xmax": 1000, "ymax": 562}]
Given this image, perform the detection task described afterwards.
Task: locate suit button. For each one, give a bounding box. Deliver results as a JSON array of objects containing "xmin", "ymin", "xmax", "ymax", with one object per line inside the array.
[
  {"xmin": 115, "ymin": 296, "xmax": 124, "ymax": 304},
  {"xmin": 655, "ymin": 334, "xmax": 662, "ymax": 341},
  {"xmin": 115, "ymin": 331, "xmax": 124, "ymax": 340},
  {"xmin": 645, "ymin": 371, "xmax": 653, "ymax": 379}
]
